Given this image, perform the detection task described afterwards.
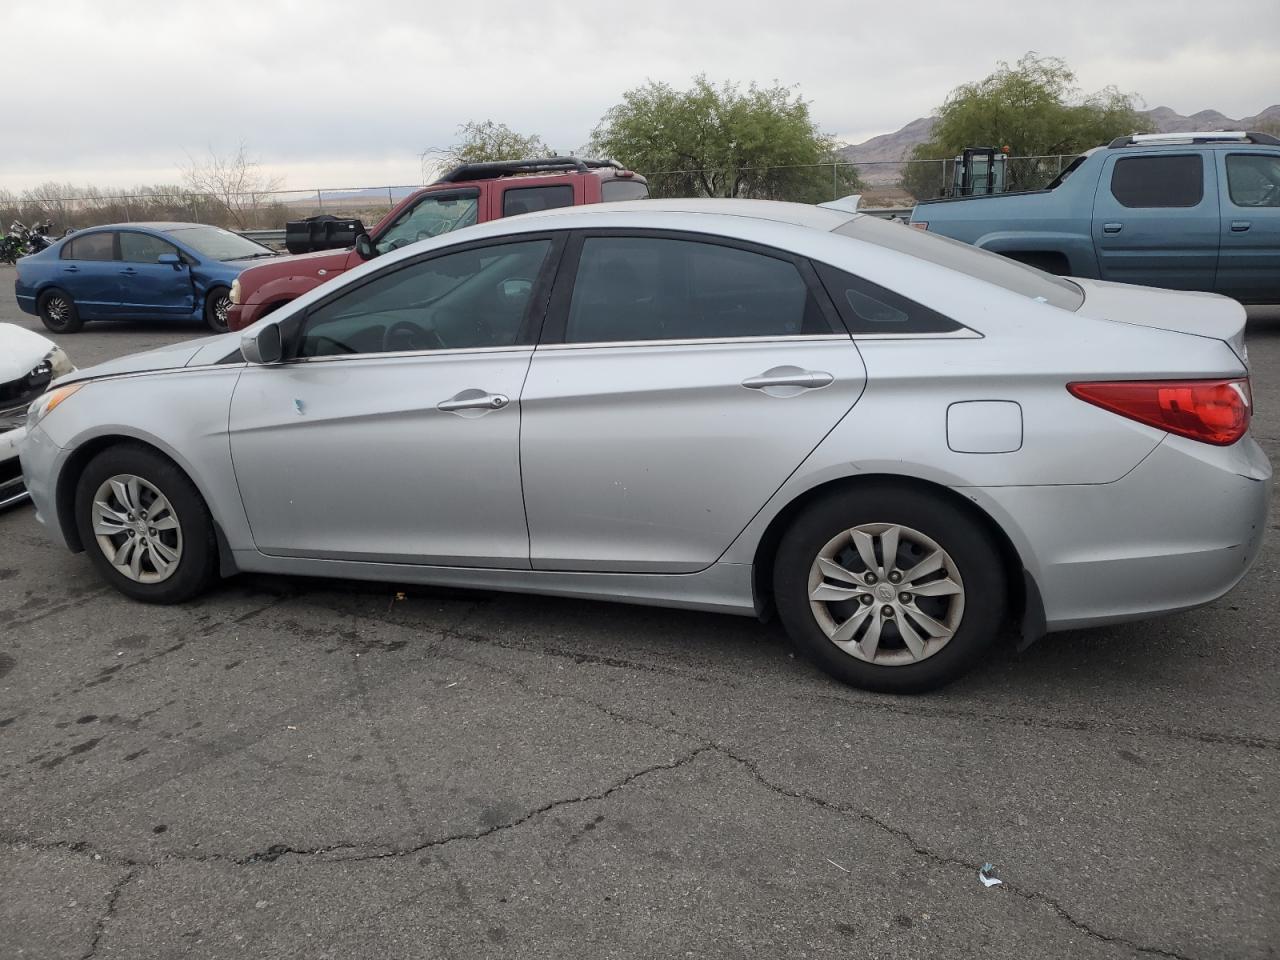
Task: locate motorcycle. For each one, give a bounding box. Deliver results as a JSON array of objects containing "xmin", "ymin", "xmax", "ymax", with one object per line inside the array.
[
  {"xmin": 0, "ymin": 224, "xmax": 25, "ymax": 265},
  {"xmin": 2, "ymin": 219, "xmax": 59, "ymax": 261},
  {"xmin": 19, "ymin": 219, "xmax": 57, "ymax": 254}
]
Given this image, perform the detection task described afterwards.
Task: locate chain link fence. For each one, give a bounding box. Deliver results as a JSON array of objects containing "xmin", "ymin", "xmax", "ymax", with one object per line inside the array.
[{"xmin": 0, "ymin": 157, "xmax": 1079, "ymax": 235}]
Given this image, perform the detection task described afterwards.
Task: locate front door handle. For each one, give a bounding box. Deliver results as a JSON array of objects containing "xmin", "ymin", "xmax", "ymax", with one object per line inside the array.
[
  {"xmin": 742, "ymin": 369, "xmax": 834, "ymax": 390},
  {"xmin": 63, "ymin": 265, "xmax": 79, "ymax": 273},
  {"xmin": 1103, "ymin": 222, "xmax": 1123, "ymax": 234},
  {"xmin": 118, "ymin": 267, "xmax": 137, "ymax": 276},
  {"xmin": 1231, "ymin": 220, "xmax": 1252, "ymax": 232},
  {"xmin": 437, "ymin": 389, "xmax": 509, "ymax": 415}
]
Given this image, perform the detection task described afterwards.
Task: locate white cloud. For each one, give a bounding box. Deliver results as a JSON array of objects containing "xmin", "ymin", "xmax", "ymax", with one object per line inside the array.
[{"xmin": 2, "ymin": 0, "xmax": 1276, "ymax": 191}]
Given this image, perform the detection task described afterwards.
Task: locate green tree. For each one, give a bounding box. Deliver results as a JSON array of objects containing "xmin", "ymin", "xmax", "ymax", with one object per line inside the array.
[
  {"xmin": 902, "ymin": 53, "xmax": 1153, "ymax": 198},
  {"xmin": 443, "ymin": 121, "xmax": 551, "ymax": 166},
  {"xmin": 589, "ymin": 76, "xmax": 859, "ymax": 202}
]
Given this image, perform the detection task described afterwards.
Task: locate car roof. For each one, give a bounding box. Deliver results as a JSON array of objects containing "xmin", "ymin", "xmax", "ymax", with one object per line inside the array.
[
  {"xmin": 70, "ymin": 222, "xmax": 208, "ymax": 232},
  {"xmin": 508, "ymin": 197, "xmax": 859, "ymax": 232}
]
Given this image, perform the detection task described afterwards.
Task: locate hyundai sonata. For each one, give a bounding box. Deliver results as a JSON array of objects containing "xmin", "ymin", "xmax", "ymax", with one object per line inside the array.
[{"xmin": 18, "ymin": 199, "xmax": 1270, "ymax": 691}]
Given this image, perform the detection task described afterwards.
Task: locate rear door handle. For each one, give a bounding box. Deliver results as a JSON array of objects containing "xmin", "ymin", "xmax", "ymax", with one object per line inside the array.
[
  {"xmin": 1103, "ymin": 222, "xmax": 1123, "ymax": 234},
  {"xmin": 437, "ymin": 389, "xmax": 509, "ymax": 414},
  {"xmin": 118, "ymin": 267, "xmax": 137, "ymax": 275},
  {"xmin": 1231, "ymin": 220, "xmax": 1252, "ymax": 232},
  {"xmin": 742, "ymin": 367, "xmax": 834, "ymax": 391}
]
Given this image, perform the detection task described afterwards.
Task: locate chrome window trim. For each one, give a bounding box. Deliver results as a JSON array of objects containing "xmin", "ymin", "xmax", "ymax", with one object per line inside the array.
[
  {"xmin": 849, "ymin": 328, "xmax": 984, "ymax": 341},
  {"xmin": 533, "ymin": 334, "xmax": 852, "ymax": 351},
  {"xmin": 532, "ymin": 329, "xmax": 981, "ymax": 350},
  {"xmin": 283, "ymin": 344, "xmax": 535, "ymax": 365}
]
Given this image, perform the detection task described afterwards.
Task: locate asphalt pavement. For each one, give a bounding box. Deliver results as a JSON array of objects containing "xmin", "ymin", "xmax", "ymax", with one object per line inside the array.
[{"xmin": 2, "ymin": 263, "xmax": 1278, "ymax": 959}]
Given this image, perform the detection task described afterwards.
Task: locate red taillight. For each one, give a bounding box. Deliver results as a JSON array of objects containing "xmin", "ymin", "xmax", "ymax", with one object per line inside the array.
[
  {"xmin": 910, "ymin": 221, "xmax": 928, "ymax": 231},
  {"xmin": 1067, "ymin": 379, "xmax": 1251, "ymax": 446}
]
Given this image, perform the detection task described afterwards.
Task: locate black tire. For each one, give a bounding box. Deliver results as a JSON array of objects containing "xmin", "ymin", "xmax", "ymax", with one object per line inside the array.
[
  {"xmin": 204, "ymin": 286, "xmax": 232, "ymax": 332},
  {"xmin": 38, "ymin": 288, "xmax": 83, "ymax": 333},
  {"xmin": 773, "ymin": 485, "xmax": 1007, "ymax": 693},
  {"xmin": 74, "ymin": 444, "xmax": 219, "ymax": 604}
]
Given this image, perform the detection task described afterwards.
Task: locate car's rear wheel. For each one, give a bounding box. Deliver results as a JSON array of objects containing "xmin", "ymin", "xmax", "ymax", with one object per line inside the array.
[
  {"xmin": 74, "ymin": 444, "xmax": 218, "ymax": 603},
  {"xmin": 773, "ymin": 486, "xmax": 1006, "ymax": 693},
  {"xmin": 38, "ymin": 289, "xmax": 83, "ymax": 333},
  {"xmin": 204, "ymin": 286, "xmax": 231, "ymax": 332}
]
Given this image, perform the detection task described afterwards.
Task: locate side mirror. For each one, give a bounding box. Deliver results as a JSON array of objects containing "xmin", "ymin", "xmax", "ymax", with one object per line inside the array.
[
  {"xmin": 240, "ymin": 323, "xmax": 283, "ymax": 364},
  {"xmin": 157, "ymin": 253, "xmax": 183, "ymax": 269},
  {"xmin": 354, "ymin": 233, "xmax": 376, "ymax": 260}
]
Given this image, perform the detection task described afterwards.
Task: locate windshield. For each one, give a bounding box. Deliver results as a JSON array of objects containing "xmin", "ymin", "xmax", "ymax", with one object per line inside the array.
[
  {"xmin": 835, "ymin": 216, "xmax": 1084, "ymax": 311},
  {"xmin": 376, "ymin": 192, "xmax": 480, "ymax": 254},
  {"xmin": 164, "ymin": 225, "xmax": 274, "ymax": 261}
]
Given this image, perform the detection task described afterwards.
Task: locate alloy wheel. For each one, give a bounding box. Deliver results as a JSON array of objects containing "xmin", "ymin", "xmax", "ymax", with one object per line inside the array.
[
  {"xmin": 213, "ymin": 294, "xmax": 230, "ymax": 327},
  {"xmin": 45, "ymin": 296, "xmax": 70, "ymax": 325},
  {"xmin": 807, "ymin": 522, "xmax": 965, "ymax": 666},
  {"xmin": 91, "ymin": 474, "xmax": 183, "ymax": 583}
]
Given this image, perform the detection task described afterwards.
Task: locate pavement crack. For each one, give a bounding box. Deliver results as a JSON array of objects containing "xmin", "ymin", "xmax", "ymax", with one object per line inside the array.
[
  {"xmin": 81, "ymin": 866, "xmax": 138, "ymax": 960},
  {"xmin": 237, "ymin": 744, "xmax": 716, "ymax": 865},
  {"xmin": 711, "ymin": 745, "xmax": 1200, "ymax": 960}
]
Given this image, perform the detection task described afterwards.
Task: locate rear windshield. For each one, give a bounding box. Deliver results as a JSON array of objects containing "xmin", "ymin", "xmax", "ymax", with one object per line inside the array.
[{"xmin": 834, "ymin": 216, "xmax": 1084, "ymax": 311}]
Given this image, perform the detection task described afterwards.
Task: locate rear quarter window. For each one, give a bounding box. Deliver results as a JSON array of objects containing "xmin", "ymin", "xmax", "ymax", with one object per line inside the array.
[{"xmin": 834, "ymin": 216, "xmax": 1084, "ymax": 311}]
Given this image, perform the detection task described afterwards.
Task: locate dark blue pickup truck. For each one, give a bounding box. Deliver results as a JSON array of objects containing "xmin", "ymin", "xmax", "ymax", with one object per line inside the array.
[{"xmin": 909, "ymin": 132, "xmax": 1280, "ymax": 303}]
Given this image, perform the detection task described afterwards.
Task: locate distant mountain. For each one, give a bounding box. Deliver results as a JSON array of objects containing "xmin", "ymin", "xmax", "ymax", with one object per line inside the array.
[{"xmin": 840, "ymin": 105, "xmax": 1280, "ymax": 185}]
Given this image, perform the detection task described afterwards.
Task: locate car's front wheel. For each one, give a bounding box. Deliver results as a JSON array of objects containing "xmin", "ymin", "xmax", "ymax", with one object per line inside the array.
[
  {"xmin": 74, "ymin": 444, "xmax": 219, "ymax": 603},
  {"xmin": 204, "ymin": 286, "xmax": 232, "ymax": 332},
  {"xmin": 773, "ymin": 486, "xmax": 1007, "ymax": 693},
  {"xmin": 38, "ymin": 288, "xmax": 83, "ymax": 333}
]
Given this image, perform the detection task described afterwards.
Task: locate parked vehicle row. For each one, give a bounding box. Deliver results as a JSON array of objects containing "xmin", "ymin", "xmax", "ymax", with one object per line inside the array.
[
  {"xmin": 910, "ymin": 131, "xmax": 1280, "ymax": 303},
  {"xmin": 3, "ymin": 157, "xmax": 647, "ymax": 335},
  {"xmin": 227, "ymin": 156, "xmax": 649, "ymax": 330},
  {"xmin": 17, "ymin": 199, "xmax": 1269, "ymax": 692}
]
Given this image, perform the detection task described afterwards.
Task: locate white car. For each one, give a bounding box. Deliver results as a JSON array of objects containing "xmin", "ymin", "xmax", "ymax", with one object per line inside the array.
[
  {"xmin": 16, "ymin": 200, "xmax": 1271, "ymax": 691},
  {"xmin": 1, "ymin": 323, "xmax": 73, "ymax": 507}
]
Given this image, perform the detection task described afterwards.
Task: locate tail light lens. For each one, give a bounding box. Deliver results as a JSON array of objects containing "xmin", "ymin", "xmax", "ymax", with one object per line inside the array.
[
  {"xmin": 1068, "ymin": 379, "xmax": 1251, "ymax": 446},
  {"xmin": 910, "ymin": 221, "xmax": 929, "ymax": 231}
]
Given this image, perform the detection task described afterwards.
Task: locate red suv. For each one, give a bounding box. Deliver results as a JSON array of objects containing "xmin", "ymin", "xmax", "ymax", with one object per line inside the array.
[{"xmin": 227, "ymin": 158, "xmax": 647, "ymax": 331}]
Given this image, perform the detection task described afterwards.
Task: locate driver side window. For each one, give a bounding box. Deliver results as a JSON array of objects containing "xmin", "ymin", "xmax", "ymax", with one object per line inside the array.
[
  {"xmin": 376, "ymin": 191, "xmax": 480, "ymax": 254},
  {"xmin": 297, "ymin": 239, "xmax": 553, "ymax": 358}
]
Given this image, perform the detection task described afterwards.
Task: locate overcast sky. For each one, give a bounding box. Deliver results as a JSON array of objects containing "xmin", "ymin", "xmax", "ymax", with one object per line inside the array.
[{"xmin": 2, "ymin": 0, "xmax": 1277, "ymax": 193}]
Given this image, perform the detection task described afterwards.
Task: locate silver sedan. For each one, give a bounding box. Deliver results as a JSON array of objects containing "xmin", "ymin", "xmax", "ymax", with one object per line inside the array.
[{"xmin": 18, "ymin": 199, "xmax": 1270, "ymax": 692}]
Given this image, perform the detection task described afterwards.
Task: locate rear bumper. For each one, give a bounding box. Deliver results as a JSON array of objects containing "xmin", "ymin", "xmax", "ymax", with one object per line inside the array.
[{"xmin": 980, "ymin": 434, "xmax": 1271, "ymax": 631}]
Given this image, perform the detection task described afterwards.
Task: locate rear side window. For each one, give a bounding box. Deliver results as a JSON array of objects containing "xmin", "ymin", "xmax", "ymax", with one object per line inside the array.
[
  {"xmin": 1110, "ymin": 155, "xmax": 1203, "ymax": 208},
  {"xmin": 601, "ymin": 180, "xmax": 650, "ymax": 201},
  {"xmin": 835, "ymin": 216, "xmax": 1084, "ymax": 311},
  {"xmin": 119, "ymin": 232, "xmax": 179, "ymax": 263},
  {"xmin": 63, "ymin": 232, "xmax": 116, "ymax": 261},
  {"xmin": 564, "ymin": 236, "xmax": 830, "ymax": 344},
  {"xmin": 1226, "ymin": 153, "xmax": 1280, "ymax": 208},
  {"xmin": 502, "ymin": 185, "xmax": 574, "ymax": 217},
  {"xmin": 813, "ymin": 263, "xmax": 961, "ymax": 334}
]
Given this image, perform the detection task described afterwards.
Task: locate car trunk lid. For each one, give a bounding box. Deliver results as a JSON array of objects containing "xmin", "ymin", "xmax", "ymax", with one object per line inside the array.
[{"xmin": 1072, "ymin": 278, "xmax": 1248, "ymax": 362}]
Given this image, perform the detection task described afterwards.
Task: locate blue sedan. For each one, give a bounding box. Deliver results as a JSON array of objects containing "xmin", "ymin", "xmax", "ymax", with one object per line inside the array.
[{"xmin": 13, "ymin": 222, "xmax": 277, "ymax": 333}]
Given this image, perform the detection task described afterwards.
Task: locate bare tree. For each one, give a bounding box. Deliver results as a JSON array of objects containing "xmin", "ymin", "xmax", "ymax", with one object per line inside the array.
[{"xmin": 180, "ymin": 142, "xmax": 284, "ymax": 229}]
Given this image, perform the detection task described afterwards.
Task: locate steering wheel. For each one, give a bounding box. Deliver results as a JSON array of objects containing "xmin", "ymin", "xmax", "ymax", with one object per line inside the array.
[
  {"xmin": 1260, "ymin": 182, "xmax": 1280, "ymax": 207},
  {"xmin": 382, "ymin": 319, "xmax": 445, "ymax": 353}
]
